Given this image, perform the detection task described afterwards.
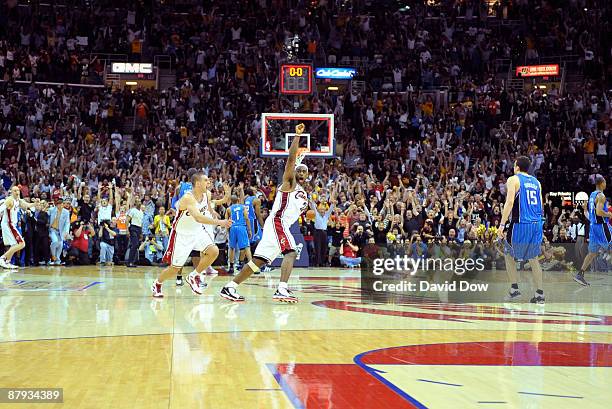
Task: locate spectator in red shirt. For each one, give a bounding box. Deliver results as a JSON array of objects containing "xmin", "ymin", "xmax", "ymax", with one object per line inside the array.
[
  {"xmin": 67, "ymin": 221, "xmax": 94, "ymax": 266},
  {"xmin": 339, "ymin": 236, "xmax": 362, "ymax": 268},
  {"xmin": 51, "ymin": 181, "xmax": 63, "ymax": 203}
]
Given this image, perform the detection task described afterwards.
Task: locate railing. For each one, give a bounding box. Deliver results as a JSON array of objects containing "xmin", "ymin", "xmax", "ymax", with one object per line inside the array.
[
  {"xmin": 154, "ymin": 55, "xmax": 173, "ymax": 71},
  {"xmin": 493, "ymin": 58, "xmax": 512, "ymax": 75},
  {"xmin": 560, "ymin": 62, "xmax": 567, "ymax": 95},
  {"xmin": 89, "ymin": 53, "xmax": 128, "ymax": 63},
  {"xmin": 500, "ymin": 19, "xmax": 524, "ymax": 28},
  {"xmin": 538, "ymin": 54, "xmax": 580, "ymax": 65},
  {"xmin": 0, "ymin": 79, "xmax": 104, "ymax": 89}
]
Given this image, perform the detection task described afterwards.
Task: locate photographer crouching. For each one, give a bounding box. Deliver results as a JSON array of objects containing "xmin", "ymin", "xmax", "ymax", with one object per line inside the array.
[
  {"xmin": 67, "ymin": 220, "xmax": 95, "ymax": 266},
  {"xmin": 138, "ymin": 235, "xmax": 164, "ymax": 265}
]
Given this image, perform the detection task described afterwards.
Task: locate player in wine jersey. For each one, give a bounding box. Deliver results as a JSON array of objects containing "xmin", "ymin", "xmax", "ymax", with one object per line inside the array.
[
  {"xmin": 574, "ymin": 175, "xmax": 612, "ymax": 286},
  {"xmin": 498, "ymin": 156, "xmax": 545, "ymax": 304},
  {"xmin": 0, "ymin": 186, "xmax": 36, "ymax": 269},
  {"xmin": 225, "ymin": 195, "xmax": 252, "ymax": 275},
  {"xmin": 151, "ymin": 171, "xmax": 232, "ymax": 298},
  {"xmin": 221, "ymin": 124, "xmax": 309, "ymax": 302}
]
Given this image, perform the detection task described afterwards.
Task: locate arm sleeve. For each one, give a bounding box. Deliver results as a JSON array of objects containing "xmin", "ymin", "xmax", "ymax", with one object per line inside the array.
[{"xmin": 324, "ymin": 204, "xmax": 334, "ymax": 219}]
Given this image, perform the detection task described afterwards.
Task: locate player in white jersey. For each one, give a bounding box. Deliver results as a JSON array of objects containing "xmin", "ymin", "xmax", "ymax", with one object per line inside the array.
[
  {"xmin": 220, "ymin": 124, "xmax": 309, "ymax": 302},
  {"xmin": 1, "ymin": 186, "xmax": 37, "ymax": 270},
  {"xmin": 151, "ymin": 172, "xmax": 232, "ymax": 298},
  {"xmin": 174, "ymin": 170, "xmax": 230, "ymax": 286},
  {"xmin": 196, "ymin": 184, "xmax": 230, "ymax": 272}
]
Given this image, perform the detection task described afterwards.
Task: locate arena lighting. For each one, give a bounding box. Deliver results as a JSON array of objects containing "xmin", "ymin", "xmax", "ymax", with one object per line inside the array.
[
  {"xmin": 125, "ymin": 81, "xmax": 138, "ymax": 85},
  {"xmin": 327, "ymin": 86, "xmax": 339, "ymax": 91}
]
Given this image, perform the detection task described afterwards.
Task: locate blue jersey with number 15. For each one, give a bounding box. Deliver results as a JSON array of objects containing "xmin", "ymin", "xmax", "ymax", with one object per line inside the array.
[{"xmin": 512, "ymin": 173, "xmax": 542, "ymax": 223}]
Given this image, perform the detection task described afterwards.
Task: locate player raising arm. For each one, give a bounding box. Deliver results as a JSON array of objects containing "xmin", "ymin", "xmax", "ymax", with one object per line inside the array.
[{"xmin": 220, "ymin": 123, "xmax": 309, "ymax": 302}]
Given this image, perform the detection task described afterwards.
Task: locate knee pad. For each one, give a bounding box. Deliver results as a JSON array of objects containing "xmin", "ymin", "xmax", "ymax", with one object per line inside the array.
[{"xmin": 247, "ymin": 260, "xmax": 260, "ymax": 273}]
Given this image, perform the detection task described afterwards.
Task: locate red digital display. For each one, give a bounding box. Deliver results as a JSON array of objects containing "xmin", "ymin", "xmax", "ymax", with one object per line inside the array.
[
  {"xmin": 515, "ymin": 64, "xmax": 559, "ymax": 77},
  {"xmin": 280, "ymin": 64, "xmax": 312, "ymax": 95}
]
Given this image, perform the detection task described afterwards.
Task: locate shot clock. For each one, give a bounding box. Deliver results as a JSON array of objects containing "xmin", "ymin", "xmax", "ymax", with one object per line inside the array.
[{"xmin": 279, "ymin": 64, "xmax": 313, "ymax": 95}]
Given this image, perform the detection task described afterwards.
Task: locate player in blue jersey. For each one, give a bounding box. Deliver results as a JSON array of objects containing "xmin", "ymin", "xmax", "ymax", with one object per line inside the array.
[
  {"xmin": 225, "ymin": 195, "xmax": 252, "ymax": 275},
  {"xmin": 172, "ymin": 172, "xmax": 196, "ymax": 211},
  {"xmin": 574, "ymin": 175, "xmax": 612, "ymax": 286},
  {"xmin": 244, "ymin": 187, "xmax": 265, "ymax": 246},
  {"xmin": 498, "ymin": 156, "xmax": 545, "ymax": 304}
]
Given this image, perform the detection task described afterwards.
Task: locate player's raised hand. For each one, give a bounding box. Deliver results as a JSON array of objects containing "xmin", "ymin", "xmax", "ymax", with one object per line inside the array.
[{"xmin": 295, "ymin": 123, "xmax": 306, "ymax": 135}]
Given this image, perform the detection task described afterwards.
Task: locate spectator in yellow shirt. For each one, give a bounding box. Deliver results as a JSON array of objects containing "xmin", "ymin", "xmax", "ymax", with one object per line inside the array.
[
  {"xmin": 153, "ymin": 206, "xmax": 172, "ymax": 251},
  {"xmin": 583, "ymin": 136, "xmax": 595, "ymax": 167},
  {"xmin": 421, "ymin": 96, "xmax": 434, "ymax": 118}
]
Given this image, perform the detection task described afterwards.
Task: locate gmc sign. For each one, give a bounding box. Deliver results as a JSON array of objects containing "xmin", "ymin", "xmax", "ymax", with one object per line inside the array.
[{"xmin": 111, "ymin": 62, "xmax": 153, "ymax": 74}]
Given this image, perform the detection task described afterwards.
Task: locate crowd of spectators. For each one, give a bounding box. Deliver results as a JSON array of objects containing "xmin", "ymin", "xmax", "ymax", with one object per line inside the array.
[{"xmin": 0, "ymin": 0, "xmax": 611, "ymax": 271}]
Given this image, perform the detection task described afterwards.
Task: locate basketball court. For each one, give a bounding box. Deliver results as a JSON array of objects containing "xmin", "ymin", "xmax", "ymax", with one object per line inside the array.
[{"xmin": 1, "ymin": 266, "xmax": 610, "ymax": 408}]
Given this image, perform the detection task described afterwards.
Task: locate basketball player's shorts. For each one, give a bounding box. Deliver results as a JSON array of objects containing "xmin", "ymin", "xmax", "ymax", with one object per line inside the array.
[
  {"xmin": 229, "ymin": 225, "xmax": 250, "ymax": 250},
  {"xmin": 588, "ymin": 223, "xmax": 611, "ymax": 253},
  {"xmin": 183, "ymin": 219, "xmax": 218, "ymax": 258},
  {"xmin": 249, "ymin": 219, "xmax": 263, "ymax": 244},
  {"xmin": 1, "ymin": 223, "xmax": 23, "ymax": 246},
  {"xmin": 504, "ymin": 221, "xmax": 543, "ymax": 261},
  {"xmin": 253, "ymin": 218, "xmax": 297, "ymax": 264},
  {"xmin": 163, "ymin": 227, "xmax": 215, "ymax": 267}
]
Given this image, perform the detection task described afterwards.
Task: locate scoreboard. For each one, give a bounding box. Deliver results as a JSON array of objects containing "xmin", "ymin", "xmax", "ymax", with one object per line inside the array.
[{"xmin": 279, "ymin": 64, "xmax": 312, "ymax": 95}]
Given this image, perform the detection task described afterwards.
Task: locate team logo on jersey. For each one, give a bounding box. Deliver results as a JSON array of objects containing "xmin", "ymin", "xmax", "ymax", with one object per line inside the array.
[{"xmin": 295, "ymin": 191, "xmax": 308, "ymax": 212}]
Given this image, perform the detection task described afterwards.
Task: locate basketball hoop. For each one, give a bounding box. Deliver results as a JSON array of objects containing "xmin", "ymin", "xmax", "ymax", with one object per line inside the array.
[{"xmin": 259, "ymin": 113, "xmax": 335, "ymax": 158}]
